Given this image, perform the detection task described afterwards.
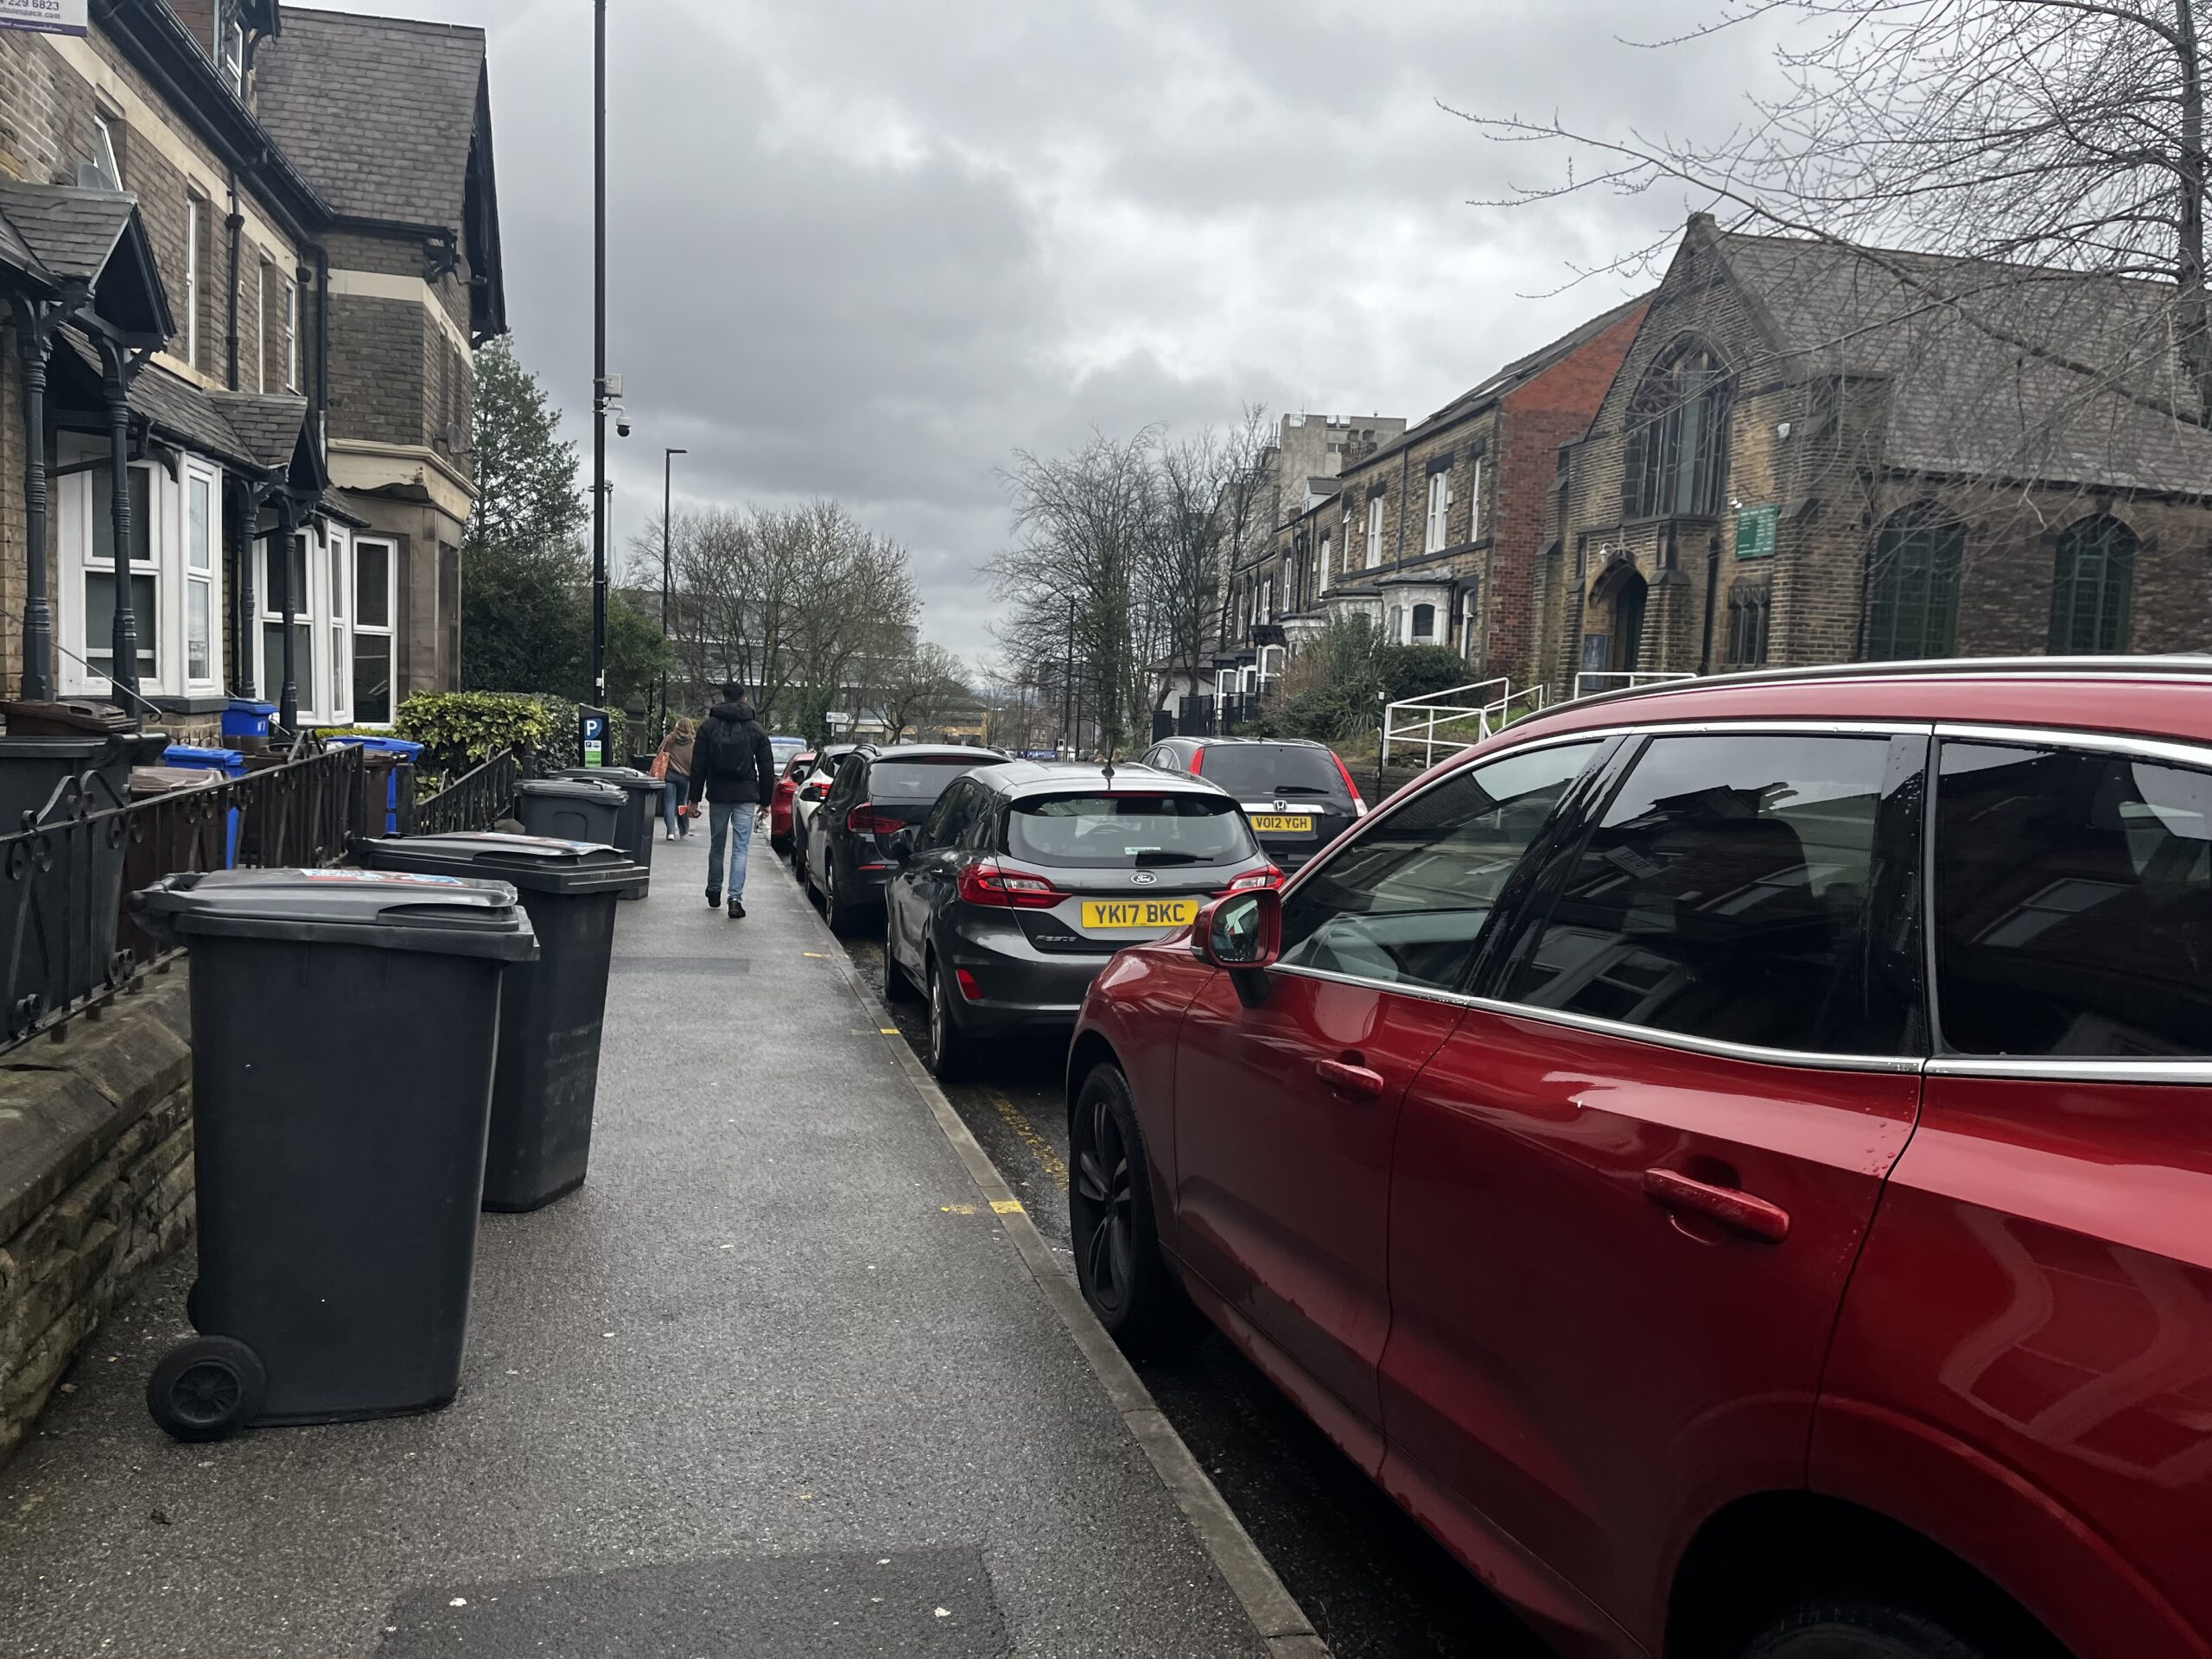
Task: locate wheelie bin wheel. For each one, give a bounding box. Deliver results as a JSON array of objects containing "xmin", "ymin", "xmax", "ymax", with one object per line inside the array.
[{"xmin": 148, "ymin": 1337, "xmax": 266, "ymax": 1442}]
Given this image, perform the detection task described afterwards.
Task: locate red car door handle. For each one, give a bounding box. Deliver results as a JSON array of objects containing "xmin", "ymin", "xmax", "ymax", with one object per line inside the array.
[
  {"xmin": 1315, "ymin": 1058, "xmax": 1386, "ymax": 1099},
  {"xmin": 1641, "ymin": 1168, "xmax": 1791, "ymax": 1244}
]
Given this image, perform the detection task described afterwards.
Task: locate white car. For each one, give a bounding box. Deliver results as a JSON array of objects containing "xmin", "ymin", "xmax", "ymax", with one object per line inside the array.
[{"xmin": 788, "ymin": 744, "xmax": 859, "ymax": 870}]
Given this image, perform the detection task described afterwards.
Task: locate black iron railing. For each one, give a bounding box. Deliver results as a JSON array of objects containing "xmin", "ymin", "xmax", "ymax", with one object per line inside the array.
[
  {"xmin": 406, "ymin": 750, "xmax": 519, "ymax": 836},
  {"xmin": 0, "ymin": 745, "xmax": 372, "ymax": 1052}
]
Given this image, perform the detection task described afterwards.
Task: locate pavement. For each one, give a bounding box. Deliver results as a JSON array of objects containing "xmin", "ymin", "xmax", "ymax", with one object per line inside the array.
[{"xmin": 0, "ymin": 826, "xmax": 1294, "ymax": 1657}]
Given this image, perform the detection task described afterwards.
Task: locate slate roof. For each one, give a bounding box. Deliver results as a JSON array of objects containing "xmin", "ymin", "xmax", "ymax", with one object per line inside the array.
[
  {"xmin": 208, "ymin": 391, "xmax": 313, "ymax": 473},
  {"xmin": 252, "ymin": 9, "xmax": 486, "ymax": 227},
  {"xmin": 1707, "ymin": 228, "xmax": 2212, "ymax": 495},
  {"xmin": 54, "ymin": 334, "xmax": 251, "ymax": 467},
  {"xmin": 0, "ymin": 182, "xmax": 137, "ymax": 283}
]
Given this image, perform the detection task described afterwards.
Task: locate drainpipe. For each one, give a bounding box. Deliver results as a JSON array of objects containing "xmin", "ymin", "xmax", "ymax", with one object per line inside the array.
[
  {"xmin": 275, "ymin": 495, "xmax": 299, "ymax": 728},
  {"xmin": 224, "ymin": 171, "xmax": 242, "ymax": 390}
]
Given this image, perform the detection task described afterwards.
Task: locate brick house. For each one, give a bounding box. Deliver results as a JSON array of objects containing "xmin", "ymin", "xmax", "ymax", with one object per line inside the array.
[
  {"xmin": 1540, "ymin": 214, "xmax": 2212, "ymax": 699},
  {"xmin": 0, "ymin": 0, "xmax": 503, "ymax": 733},
  {"xmin": 1223, "ymin": 296, "xmax": 1646, "ymax": 702}
]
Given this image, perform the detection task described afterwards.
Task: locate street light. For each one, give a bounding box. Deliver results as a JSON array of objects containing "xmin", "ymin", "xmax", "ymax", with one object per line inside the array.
[
  {"xmin": 661, "ymin": 446, "xmax": 685, "ymax": 732},
  {"xmin": 588, "ymin": 0, "xmax": 610, "ymax": 735}
]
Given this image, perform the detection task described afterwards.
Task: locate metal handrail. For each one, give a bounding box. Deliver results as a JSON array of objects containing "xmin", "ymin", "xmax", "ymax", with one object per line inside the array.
[
  {"xmin": 1382, "ymin": 677, "xmax": 1550, "ymax": 766},
  {"xmin": 407, "ymin": 750, "xmax": 520, "ymax": 836}
]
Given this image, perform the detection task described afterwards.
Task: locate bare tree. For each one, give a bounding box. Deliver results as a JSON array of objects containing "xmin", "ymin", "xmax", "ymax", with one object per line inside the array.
[
  {"xmin": 1151, "ymin": 404, "xmax": 1273, "ymax": 724},
  {"xmin": 1455, "ymin": 1, "xmax": 2212, "ymax": 419},
  {"xmin": 639, "ymin": 499, "xmax": 918, "ymax": 736},
  {"xmin": 877, "ymin": 642, "xmax": 969, "ymax": 743}
]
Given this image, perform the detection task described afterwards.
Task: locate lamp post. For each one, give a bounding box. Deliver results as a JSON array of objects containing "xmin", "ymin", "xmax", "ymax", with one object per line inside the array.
[
  {"xmin": 588, "ymin": 0, "xmax": 608, "ymax": 726},
  {"xmin": 661, "ymin": 446, "xmax": 684, "ymax": 734}
]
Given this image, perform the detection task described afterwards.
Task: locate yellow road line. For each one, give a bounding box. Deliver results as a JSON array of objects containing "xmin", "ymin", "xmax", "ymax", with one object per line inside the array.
[{"xmin": 988, "ymin": 1092, "xmax": 1069, "ymax": 1192}]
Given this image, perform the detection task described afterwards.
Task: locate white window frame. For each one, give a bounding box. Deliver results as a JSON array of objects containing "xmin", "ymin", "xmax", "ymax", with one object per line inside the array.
[
  {"xmin": 184, "ymin": 195, "xmax": 201, "ymax": 370},
  {"xmin": 255, "ymin": 521, "xmax": 353, "ymax": 725},
  {"xmin": 1366, "ymin": 495, "xmax": 1385, "ymax": 569},
  {"xmin": 1424, "ymin": 469, "xmax": 1452, "ymax": 554},
  {"xmin": 91, "ymin": 116, "xmax": 122, "ymax": 189},
  {"xmin": 222, "ymin": 16, "xmax": 245, "ymax": 93},
  {"xmin": 1259, "ymin": 577, "xmax": 1273, "ymax": 625},
  {"xmin": 254, "ymin": 262, "xmax": 269, "ymax": 394},
  {"xmin": 1461, "ymin": 586, "xmax": 1482, "ymax": 661},
  {"xmin": 285, "ymin": 277, "xmax": 300, "ymax": 392},
  {"xmin": 1467, "ymin": 456, "xmax": 1484, "ymax": 542},
  {"xmin": 1319, "ymin": 530, "xmax": 1332, "ymax": 595},
  {"xmin": 1412, "ymin": 601, "xmax": 1437, "ymax": 642},
  {"xmin": 352, "ymin": 536, "xmax": 398, "ymax": 726},
  {"xmin": 55, "ymin": 447, "xmax": 225, "ymax": 700},
  {"xmin": 183, "ymin": 464, "xmax": 220, "ymax": 691}
]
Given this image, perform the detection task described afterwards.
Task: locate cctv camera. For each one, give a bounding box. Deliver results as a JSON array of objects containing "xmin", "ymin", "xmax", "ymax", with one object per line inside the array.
[{"xmin": 616, "ymin": 416, "xmax": 632, "ymax": 438}]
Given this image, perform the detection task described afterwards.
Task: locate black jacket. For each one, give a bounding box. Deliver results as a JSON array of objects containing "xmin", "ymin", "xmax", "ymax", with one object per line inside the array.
[{"xmin": 692, "ymin": 701, "xmax": 776, "ymax": 804}]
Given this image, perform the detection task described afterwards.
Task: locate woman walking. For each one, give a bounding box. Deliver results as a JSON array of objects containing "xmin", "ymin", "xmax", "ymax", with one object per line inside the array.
[{"xmin": 655, "ymin": 717, "xmax": 697, "ymax": 839}]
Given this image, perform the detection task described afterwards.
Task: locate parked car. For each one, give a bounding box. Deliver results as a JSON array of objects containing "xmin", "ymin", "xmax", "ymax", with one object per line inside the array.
[
  {"xmin": 1069, "ymin": 657, "xmax": 2212, "ymax": 1659},
  {"xmin": 1141, "ymin": 735, "xmax": 1365, "ymax": 868},
  {"xmin": 804, "ymin": 744, "xmax": 1012, "ymax": 935},
  {"xmin": 768, "ymin": 749, "xmax": 815, "ymax": 855},
  {"xmin": 884, "ymin": 760, "xmax": 1279, "ymax": 1079},
  {"xmin": 768, "ymin": 734, "xmax": 808, "ymax": 773},
  {"xmin": 789, "ymin": 744, "xmax": 859, "ymax": 874}
]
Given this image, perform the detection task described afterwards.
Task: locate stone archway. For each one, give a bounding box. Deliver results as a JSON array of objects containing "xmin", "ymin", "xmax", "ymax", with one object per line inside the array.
[{"xmin": 1589, "ymin": 561, "xmax": 1649, "ymax": 673}]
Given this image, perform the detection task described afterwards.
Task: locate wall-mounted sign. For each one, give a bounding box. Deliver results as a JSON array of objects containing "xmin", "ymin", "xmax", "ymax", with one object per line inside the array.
[
  {"xmin": 1735, "ymin": 504, "xmax": 1780, "ymax": 560},
  {"xmin": 0, "ymin": 0, "xmax": 87, "ymax": 35}
]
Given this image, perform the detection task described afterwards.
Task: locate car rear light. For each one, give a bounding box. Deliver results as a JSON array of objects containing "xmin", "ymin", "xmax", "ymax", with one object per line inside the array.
[
  {"xmin": 955, "ymin": 968, "xmax": 983, "ymax": 1001},
  {"xmin": 957, "ymin": 860, "xmax": 1066, "ymax": 909},
  {"xmin": 845, "ymin": 805, "xmax": 904, "ymax": 836},
  {"xmin": 1329, "ymin": 752, "xmax": 1367, "ymax": 812},
  {"xmin": 1187, "ymin": 747, "xmax": 1205, "ymax": 775},
  {"xmin": 1223, "ymin": 864, "xmax": 1284, "ymax": 894}
]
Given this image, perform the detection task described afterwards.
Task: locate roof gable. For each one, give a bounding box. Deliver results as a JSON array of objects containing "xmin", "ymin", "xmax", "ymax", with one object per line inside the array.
[{"xmin": 0, "ymin": 182, "xmax": 175, "ymax": 341}]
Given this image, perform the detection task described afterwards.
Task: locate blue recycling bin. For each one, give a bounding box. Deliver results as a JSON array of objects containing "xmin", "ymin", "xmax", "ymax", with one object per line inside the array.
[
  {"xmin": 327, "ymin": 735, "xmax": 425, "ymax": 834},
  {"xmin": 162, "ymin": 744, "xmax": 248, "ymax": 867},
  {"xmin": 221, "ymin": 699, "xmax": 277, "ymax": 743}
]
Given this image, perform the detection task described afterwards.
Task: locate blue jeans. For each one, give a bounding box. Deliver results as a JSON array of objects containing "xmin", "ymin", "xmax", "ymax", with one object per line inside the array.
[
  {"xmin": 707, "ymin": 800, "xmax": 755, "ymax": 900},
  {"xmin": 662, "ymin": 775, "xmax": 690, "ymax": 836}
]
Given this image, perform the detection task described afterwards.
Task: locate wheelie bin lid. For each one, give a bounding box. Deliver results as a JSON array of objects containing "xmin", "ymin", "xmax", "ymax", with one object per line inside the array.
[
  {"xmin": 357, "ymin": 832, "xmax": 645, "ymax": 896},
  {"xmin": 134, "ymin": 868, "xmax": 539, "ymax": 960},
  {"xmin": 517, "ymin": 777, "xmax": 625, "ymax": 804},
  {"xmin": 552, "ymin": 765, "xmax": 662, "ymax": 795}
]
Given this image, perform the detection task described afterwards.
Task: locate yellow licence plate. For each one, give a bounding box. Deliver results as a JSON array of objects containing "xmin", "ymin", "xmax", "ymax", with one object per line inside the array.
[
  {"xmin": 1079, "ymin": 898, "xmax": 1202, "ymax": 933},
  {"xmin": 1249, "ymin": 813, "xmax": 1315, "ymax": 834}
]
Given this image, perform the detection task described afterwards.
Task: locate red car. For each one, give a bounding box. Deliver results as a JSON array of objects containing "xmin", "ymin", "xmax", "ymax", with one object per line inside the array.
[
  {"xmin": 768, "ymin": 749, "xmax": 815, "ymax": 855},
  {"xmin": 1068, "ymin": 658, "xmax": 2212, "ymax": 1659}
]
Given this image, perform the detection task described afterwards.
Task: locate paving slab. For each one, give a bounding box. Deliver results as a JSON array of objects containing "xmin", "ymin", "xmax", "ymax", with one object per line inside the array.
[{"xmin": 0, "ymin": 831, "xmax": 1270, "ymax": 1658}]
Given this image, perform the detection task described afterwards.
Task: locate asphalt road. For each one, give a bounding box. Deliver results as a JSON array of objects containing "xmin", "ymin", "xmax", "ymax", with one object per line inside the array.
[{"xmin": 802, "ymin": 861, "xmax": 1552, "ymax": 1659}]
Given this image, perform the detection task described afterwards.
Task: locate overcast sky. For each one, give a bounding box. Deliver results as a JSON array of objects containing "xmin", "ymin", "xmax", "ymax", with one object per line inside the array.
[{"xmin": 355, "ymin": 0, "xmax": 1777, "ymax": 663}]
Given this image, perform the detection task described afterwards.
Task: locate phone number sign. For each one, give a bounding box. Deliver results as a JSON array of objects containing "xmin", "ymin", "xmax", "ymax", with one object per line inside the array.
[{"xmin": 0, "ymin": 0, "xmax": 87, "ymax": 34}]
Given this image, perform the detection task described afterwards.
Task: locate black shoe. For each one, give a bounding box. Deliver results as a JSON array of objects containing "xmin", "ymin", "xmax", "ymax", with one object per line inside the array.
[
  {"xmin": 728, "ymin": 898, "xmax": 746, "ymax": 918},
  {"xmin": 706, "ymin": 890, "xmax": 721, "ymax": 908}
]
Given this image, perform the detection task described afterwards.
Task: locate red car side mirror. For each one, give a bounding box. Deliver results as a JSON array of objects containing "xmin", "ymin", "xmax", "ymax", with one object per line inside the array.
[{"xmin": 1192, "ymin": 888, "xmax": 1283, "ymax": 971}]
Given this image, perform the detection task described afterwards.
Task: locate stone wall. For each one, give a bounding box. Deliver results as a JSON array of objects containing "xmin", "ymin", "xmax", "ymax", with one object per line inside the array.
[{"xmin": 0, "ymin": 970, "xmax": 194, "ymax": 1471}]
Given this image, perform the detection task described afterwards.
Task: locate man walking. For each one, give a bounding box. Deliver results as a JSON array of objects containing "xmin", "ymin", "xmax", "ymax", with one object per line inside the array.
[{"xmin": 690, "ymin": 684, "xmax": 776, "ymax": 918}]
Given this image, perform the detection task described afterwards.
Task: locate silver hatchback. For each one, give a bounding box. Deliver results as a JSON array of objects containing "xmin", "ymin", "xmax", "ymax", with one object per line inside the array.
[{"xmin": 880, "ymin": 760, "xmax": 1279, "ymax": 1078}]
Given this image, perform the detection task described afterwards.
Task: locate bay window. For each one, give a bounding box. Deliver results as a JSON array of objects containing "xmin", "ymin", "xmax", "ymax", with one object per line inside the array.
[
  {"xmin": 255, "ymin": 522, "xmax": 353, "ymax": 725},
  {"xmin": 59, "ymin": 451, "xmax": 225, "ymax": 700}
]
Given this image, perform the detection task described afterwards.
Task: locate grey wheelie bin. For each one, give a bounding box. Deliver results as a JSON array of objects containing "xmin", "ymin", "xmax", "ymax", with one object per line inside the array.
[
  {"xmin": 552, "ymin": 766, "xmax": 661, "ymax": 894},
  {"xmin": 516, "ymin": 775, "xmax": 624, "ymax": 845},
  {"xmin": 355, "ymin": 832, "xmax": 644, "ymax": 1210},
  {"xmin": 132, "ymin": 868, "xmax": 537, "ymax": 1442}
]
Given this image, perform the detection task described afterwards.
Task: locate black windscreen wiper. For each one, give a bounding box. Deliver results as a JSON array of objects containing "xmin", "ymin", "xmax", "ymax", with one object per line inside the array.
[
  {"xmin": 1270, "ymin": 785, "xmax": 1334, "ymax": 796},
  {"xmin": 1131, "ymin": 850, "xmax": 1207, "ymax": 866}
]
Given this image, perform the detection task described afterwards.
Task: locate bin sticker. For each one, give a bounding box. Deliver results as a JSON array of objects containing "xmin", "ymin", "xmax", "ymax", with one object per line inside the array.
[{"xmin": 301, "ymin": 869, "xmax": 467, "ymax": 886}]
